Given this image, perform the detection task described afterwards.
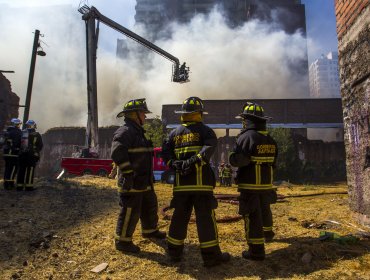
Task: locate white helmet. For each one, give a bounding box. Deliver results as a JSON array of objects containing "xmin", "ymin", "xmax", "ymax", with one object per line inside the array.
[
  {"xmin": 26, "ymin": 119, "xmax": 37, "ymax": 129},
  {"xmin": 10, "ymin": 118, "xmax": 22, "ymax": 127}
]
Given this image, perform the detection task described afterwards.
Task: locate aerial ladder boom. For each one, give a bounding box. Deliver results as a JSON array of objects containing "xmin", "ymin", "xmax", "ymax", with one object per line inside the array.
[{"xmin": 78, "ymin": 5, "xmax": 189, "ymax": 154}]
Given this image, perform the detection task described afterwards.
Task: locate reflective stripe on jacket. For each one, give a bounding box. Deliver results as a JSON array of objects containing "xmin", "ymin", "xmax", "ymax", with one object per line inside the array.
[
  {"xmin": 111, "ymin": 118, "xmax": 154, "ymax": 192},
  {"xmin": 2, "ymin": 126, "xmax": 22, "ymax": 157},
  {"xmin": 162, "ymin": 122, "xmax": 217, "ymax": 194},
  {"xmin": 230, "ymin": 129, "xmax": 277, "ymax": 191}
]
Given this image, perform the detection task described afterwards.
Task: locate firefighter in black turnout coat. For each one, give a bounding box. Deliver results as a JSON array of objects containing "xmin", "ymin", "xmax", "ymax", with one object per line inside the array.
[
  {"xmin": 229, "ymin": 102, "xmax": 278, "ymax": 261},
  {"xmin": 2, "ymin": 118, "xmax": 22, "ymax": 190},
  {"xmin": 111, "ymin": 98, "xmax": 165, "ymax": 253},
  {"xmin": 162, "ymin": 96, "xmax": 230, "ymax": 267},
  {"xmin": 17, "ymin": 120, "xmax": 43, "ymax": 191}
]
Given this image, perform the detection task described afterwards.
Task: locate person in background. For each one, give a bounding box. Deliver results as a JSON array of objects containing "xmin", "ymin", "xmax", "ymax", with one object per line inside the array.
[
  {"xmin": 162, "ymin": 96, "xmax": 230, "ymax": 267},
  {"xmin": 229, "ymin": 102, "xmax": 278, "ymax": 261},
  {"xmin": 17, "ymin": 120, "xmax": 43, "ymax": 191},
  {"xmin": 222, "ymin": 163, "xmax": 232, "ymax": 187},
  {"xmin": 2, "ymin": 118, "xmax": 22, "ymax": 190},
  {"xmin": 218, "ymin": 162, "xmax": 224, "ymax": 186},
  {"xmin": 111, "ymin": 98, "xmax": 165, "ymax": 254}
]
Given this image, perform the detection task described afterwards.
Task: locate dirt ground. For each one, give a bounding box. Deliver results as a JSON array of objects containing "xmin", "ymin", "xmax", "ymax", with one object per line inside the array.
[{"xmin": 0, "ymin": 177, "xmax": 369, "ymax": 280}]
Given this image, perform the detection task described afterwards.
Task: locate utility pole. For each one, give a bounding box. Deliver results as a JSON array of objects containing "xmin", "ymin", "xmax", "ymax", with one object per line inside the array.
[{"xmin": 22, "ymin": 29, "xmax": 46, "ymax": 128}]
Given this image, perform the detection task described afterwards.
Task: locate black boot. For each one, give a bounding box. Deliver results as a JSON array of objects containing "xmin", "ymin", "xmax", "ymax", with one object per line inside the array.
[
  {"xmin": 203, "ymin": 252, "xmax": 231, "ymax": 267},
  {"xmin": 4, "ymin": 181, "xmax": 15, "ymax": 190},
  {"xmin": 143, "ymin": 230, "xmax": 166, "ymax": 239},
  {"xmin": 242, "ymin": 244, "xmax": 265, "ymax": 261},
  {"xmin": 115, "ymin": 241, "xmax": 140, "ymax": 253},
  {"xmin": 264, "ymin": 230, "xmax": 275, "ymax": 243},
  {"xmin": 242, "ymin": 250, "xmax": 265, "ymax": 261}
]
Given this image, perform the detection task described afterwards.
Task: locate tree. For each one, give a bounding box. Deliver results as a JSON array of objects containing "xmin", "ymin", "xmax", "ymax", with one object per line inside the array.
[
  {"xmin": 268, "ymin": 128, "xmax": 303, "ymax": 182},
  {"xmin": 143, "ymin": 116, "xmax": 166, "ymax": 147}
]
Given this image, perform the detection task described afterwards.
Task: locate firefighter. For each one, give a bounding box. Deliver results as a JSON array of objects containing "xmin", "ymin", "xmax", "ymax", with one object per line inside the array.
[
  {"xmin": 111, "ymin": 98, "xmax": 165, "ymax": 253},
  {"xmin": 16, "ymin": 120, "xmax": 43, "ymax": 191},
  {"xmin": 2, "ymin": 118, "xmax": 22, "ymax": 190},
  {"xmin": 162, "ymin": 96, "xmax": 230, "ymax": 267},
  {"xmin": 218, "ymin": 163, "xmax": 224, "ymax": 186},
  {"xmin": 222, "ymin": 163, "xmax": 232, "ymax": 186},
  {"xmin": 229, "ymin": 102, "xmax": 278, "ymax": 261}
]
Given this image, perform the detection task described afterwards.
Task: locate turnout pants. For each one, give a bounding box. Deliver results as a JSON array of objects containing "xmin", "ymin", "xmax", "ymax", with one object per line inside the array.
[
  {"xmin": 116, "ymin": 190, "xmax": 159, "ymax": 242},
  {"xmin": 238, "ymin": 191, "xmax": 275, "ymax": 256},
  {"xmin": 17, "ymin": 154, "xmax": 38, "ymax": 190},
  {"xmin": 3, "ymin": 156, "xmax": 18, "ymax": 189},
  {"xmin": 167, "ymin": 194, "xmax": 222, "ymax": 262}
]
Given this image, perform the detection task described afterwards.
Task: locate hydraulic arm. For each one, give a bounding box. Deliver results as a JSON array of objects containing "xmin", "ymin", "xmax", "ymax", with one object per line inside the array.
[{"xmin": 78, "ymin": 5, "xmax": 189, "ymax": 153}]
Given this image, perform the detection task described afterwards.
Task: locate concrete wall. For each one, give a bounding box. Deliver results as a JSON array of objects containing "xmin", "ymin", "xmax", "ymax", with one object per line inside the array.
[
  {"xmin": 38, "ymin": 126, "xmax": 119, "ymax": 177},
  {"xmin": 335, "ymin": 0, "xmax": 370, "ymax": 225}
]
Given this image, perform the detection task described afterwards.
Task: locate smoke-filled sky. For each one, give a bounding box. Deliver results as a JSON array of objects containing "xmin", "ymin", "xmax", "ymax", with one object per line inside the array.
[{"xmin": 0, "ymin": 0, "xmax": 338, "ymax": 133}]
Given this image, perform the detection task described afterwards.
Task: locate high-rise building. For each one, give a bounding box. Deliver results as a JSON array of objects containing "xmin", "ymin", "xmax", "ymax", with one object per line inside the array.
[
  {"xmin": 118, "ymin": 0, "xmax": 307, "ymax": 61},
  {"xmin": 309, "ymin": 52, "xmax": 340, "ymax": 98}
]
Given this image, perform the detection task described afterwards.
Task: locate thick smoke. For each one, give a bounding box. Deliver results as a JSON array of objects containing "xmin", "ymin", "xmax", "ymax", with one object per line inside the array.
[
  {"xmin": 0, "ymin": 3, "xmax": 308, "ymax": 132},
  {"xmin": 111, "ymin": 8, "xmax": 309, "ymax": 123}
]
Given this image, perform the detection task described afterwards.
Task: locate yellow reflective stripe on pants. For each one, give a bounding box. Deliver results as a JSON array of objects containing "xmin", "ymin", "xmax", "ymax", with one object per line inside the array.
[
  {"xmin": 200, "ymin": 239, "xmax": 219, "ymax": 248},
  {"xmin": 263, "ymin": 226, "xmax": 273, "ymax": 231},
  {"xmin": 244, "ymin": 215, "xmax": 250, "ymax": 241},
  {"xmin": 142, "ymin": 228, "xmax": 158, "ymax": 234},
  {"xmin": 238, "ymin": 184, "xmax": 273, "ymax": 190},
  {"xmin": 212, "ymin": 209, "xmax": 218, "ymax": 240},
  {"xmin": 119, "ymin": 207, "xmax": 132, "ymax": 241},
  {"xmin": 10, "ymin": 166, "xmax": 16, "ymax": 180},
  {"xmin": 167, "ymin": 235, "xmax": 184, "ymax": 246},
  {"xmin": 28, "ymin": 167, "xmax": 34, "ymax": 185},
  {"xmin": 248, "ymin": 238, "xmax": 265, "ymax": 244},
  {"xmin": 173, "ymin": 185, "xmax": 213, "ymax": 192}
]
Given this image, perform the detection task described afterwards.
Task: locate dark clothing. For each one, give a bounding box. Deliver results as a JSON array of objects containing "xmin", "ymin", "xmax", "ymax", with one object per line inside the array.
[
  {"xmin": 222, "ymin": 166, "xmax": 232, "ymax": 186},
  {"xmin": 162, "ymin": 122, "xmax": 217, "ymax": 194},
  {"xmin": 2, "ymin": 126, "xmax": 22, "ymax": 189},
  {"xmin": 17, "ymin": 129, "xmax": 43, "ymax": 190},
  {"xmin": 167, "ymin": 194, "xmax": 222, "ymax": 261},
  {"xmin": 111, "ymin": 118, "xmax": 159, "ymax": 242},
  {"xmin": 111, "ymin": 118, "xmax": 154, "ymax": 192},
  {"xmin": 229, "ymin": 124, "xmax": 278, "ymax": 257},
  {"xmin": 230, "ymin": 127, "xmax": 277, "ymax": 190},
  {"xmin": 116, "ymin": 191, "xmax": 159, "ymax": 242},
  {"xmin": 162, "ymin": 121, "xmax": 223, "ymax": 264},
  {"xmin": 3, "ymin": 126, "xmax": 22, "ymax": 157}
]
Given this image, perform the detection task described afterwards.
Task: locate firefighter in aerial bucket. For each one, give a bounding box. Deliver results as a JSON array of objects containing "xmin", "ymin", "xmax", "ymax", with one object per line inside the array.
[
  {"xmin": 229, "ymin": 102, "xmax": 278, "ymax": 261},
  {"xmin": 111, "ymin": 98, "xmax": 165, "ymax": 253},
  {"xmin": 17, "ymin": 120, "xmax": 43, "ymax": 191},
  {"xmin": 2, "ymin": 118, "xmax": 22, "ymax": 190},
  {"xmin": 162, "ymin": 96, "xmax": 230, "ymax": 267}
]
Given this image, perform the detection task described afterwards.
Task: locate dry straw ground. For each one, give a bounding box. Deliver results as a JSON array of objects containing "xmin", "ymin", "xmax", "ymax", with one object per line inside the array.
[{"xmin": 0, "ymin": 177, "xmax": 369, "ymax": 280}]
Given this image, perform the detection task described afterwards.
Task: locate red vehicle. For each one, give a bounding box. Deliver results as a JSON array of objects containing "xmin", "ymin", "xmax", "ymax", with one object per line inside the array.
[
  {"xmin": 58, "ymin": 6, "xmax": 187, "ymax": 182},
  {"xmin": 60, "ymin": 147, "xmax": 169, "ymax": 181}
]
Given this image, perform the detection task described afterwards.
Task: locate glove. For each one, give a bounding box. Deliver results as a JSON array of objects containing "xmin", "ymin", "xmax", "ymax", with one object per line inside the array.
[
  {"xmin": 172, "ymin": 155, "xmax": 200, "ymax": 176},
  {"xmin": 181, "ymin": 155, "xmax": 200, "ymax": 170}
]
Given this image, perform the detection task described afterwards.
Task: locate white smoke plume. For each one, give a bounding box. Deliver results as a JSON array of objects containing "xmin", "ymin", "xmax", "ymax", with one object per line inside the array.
[{"xmin": 0, "ymin": 2, "xmax": 309, "ymax": 132}]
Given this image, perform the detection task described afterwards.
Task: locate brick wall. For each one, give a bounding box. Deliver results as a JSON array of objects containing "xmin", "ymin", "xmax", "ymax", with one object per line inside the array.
[
  {"xmin": 336, "ymin": 1, "xmax": 370, "ymax": 225},
  {"xmin": 335, "ymin": 0, "xmax": 370, "ymax": 39}
]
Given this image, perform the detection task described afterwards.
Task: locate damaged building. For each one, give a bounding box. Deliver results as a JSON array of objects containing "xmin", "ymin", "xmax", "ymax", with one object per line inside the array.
[
  {"xmin": 335, "ymin": 0, "xmax": 370, "ymax": 226},
  {"xmin": 0, "ymin": 72, "xmax": 20, "ymax": 175}
]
